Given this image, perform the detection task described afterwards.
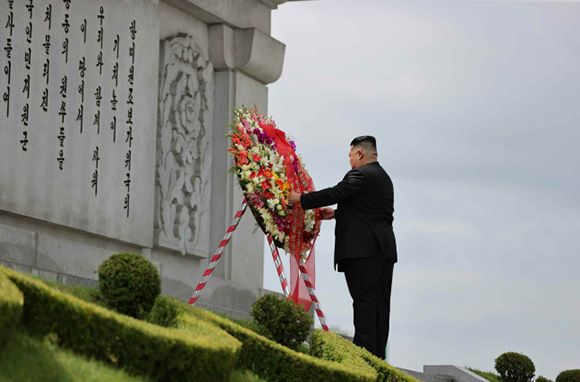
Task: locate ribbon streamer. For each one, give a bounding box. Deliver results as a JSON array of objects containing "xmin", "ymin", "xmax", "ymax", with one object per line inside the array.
[
  {"xmin": 299, "ymin": 257, "xmax": 330, "ymax": 332},
  {"xmin": 267, "ymin": 233, "xmax": 291, "ymax": 298},
  {"xmin": 189, "ymin": 199, "xmax": 248, "ymax": 305}
]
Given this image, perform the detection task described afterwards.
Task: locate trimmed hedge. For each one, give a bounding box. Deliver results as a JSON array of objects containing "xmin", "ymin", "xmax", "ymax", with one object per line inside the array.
[
  {"xmin": 1, "ymin": 266, "xmax": 241, "ymax": 382},
  {"xmin": 310, "ymin": 330, "xmax": 419, "ymax": 382},
  {"xmin": 178, "ymin": 301, "xmax": 376, "ymax": 382},
  {"xmin": 0, "ymin": 270, "xmax": 24, "ymax": 347},
  {"xmin": 310, "ymin": 330, "xmax": 377, "ymax": 375},
  {"xmin": 361, "ymin": 350, "xmax": 419, "ymax": 382},
  {"xmin": 556, "ymin": 370, "xmax": 580, "ymax": 382}
]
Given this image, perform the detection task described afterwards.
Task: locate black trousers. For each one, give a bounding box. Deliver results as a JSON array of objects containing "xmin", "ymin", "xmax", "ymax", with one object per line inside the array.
[{"xmin": 340, "ymin": 256, "xmax": 394, "ymax": 359}]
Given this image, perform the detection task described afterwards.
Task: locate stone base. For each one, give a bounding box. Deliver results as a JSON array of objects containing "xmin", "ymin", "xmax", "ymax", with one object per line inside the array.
[
  {"xmin": 398, "ymin": 365, "xmax": 491, "ymax": 382},
  {"xmin": 0, "ymin": 214, "xmax": 272, "ymax": 319},
  {"xmin": 0, "ymin": 255, "xmax": 274, "ymax": 320}
]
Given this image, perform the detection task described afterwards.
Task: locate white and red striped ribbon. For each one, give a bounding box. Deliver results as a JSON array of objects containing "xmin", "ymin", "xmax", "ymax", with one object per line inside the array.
[
  {"xmin": 189, "ymin": 198, "xmax": 330, "ymax": 332},
  {"xmin": 299, "ymin": 258, "xmax": 330, "ymax": 332},
  {"xmin": 189, "ymin": 199, "xmax": 248, "ymax": 305},
  {"xmin": 266, "ymin": 233, "xmax": 290, "ymax": 298}
]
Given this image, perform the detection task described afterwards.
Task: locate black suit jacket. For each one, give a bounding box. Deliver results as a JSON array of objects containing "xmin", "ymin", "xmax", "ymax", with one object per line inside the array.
[{"xmin": 301, "ymin": 161, "xmax": 397, "ymax": 269}]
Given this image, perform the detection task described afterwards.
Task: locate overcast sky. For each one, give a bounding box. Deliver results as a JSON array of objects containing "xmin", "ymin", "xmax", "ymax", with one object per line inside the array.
[{"xmin": 262, "ymin": 0, "xmax": 580, "ymax": 378}]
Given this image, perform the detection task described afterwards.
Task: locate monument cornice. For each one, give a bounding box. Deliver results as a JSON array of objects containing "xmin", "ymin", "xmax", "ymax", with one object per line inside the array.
[
  {"xmin": 209, "ymin": 25, "xmax": 285, "ymax": 84},
  {"xmin": 258, "ymin": 0, "xmax": 310, "ymax": 9},
  {"xmin": 162, "ymin": 0, "xmax": 272, "ymax": 34}
]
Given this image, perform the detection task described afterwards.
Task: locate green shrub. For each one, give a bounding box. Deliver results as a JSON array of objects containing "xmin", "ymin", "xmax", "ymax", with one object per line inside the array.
[
  {"xmin": 0, "ymin": 270, "xmax": 24, "ymax": 347},
  {"xmin": 181, "ymin": 302, "xmax": 377, "ymax": 382},
  {"xmin": 250, "ymin": 293, "xmax": 313, "ymax": 350},
  {"xmin": 537, "ymin": 376, "xmax": 553, "ymax": 382},
  {"xmin": 146, "ymin": 295, "xmax": 179, "ymax": 328},
  {"xmin": 556, "ymin": 370, "xmax": 580, "ymax": 382},
  {"xmin": 495, "ymin": 352, "xmax": 535, "ymax": 382},
  {"xmin": 310, "ymin": 329, "xmax": 418, "ymax": 382},
  {"xmin": 97, "ymin": 252, "xmax": 161, "ymax": 319},
  {"xmin": 2, "ymin": 265, "xmax": 241, "ymax": 382},
  {"xmin": 310, "ymin": 330, "xmax": 373, "ymax": 373}
]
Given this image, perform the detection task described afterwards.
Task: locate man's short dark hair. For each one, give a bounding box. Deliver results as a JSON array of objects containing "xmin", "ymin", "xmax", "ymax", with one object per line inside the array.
[{"xmin": 350, "ymin": 135, "xmax": 377, "ymax": 153}]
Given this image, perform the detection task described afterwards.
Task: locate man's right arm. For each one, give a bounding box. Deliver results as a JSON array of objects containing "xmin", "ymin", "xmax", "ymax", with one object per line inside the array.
[
  {"xmin": 320, "ymin": 207, "xmax": 335, "ymax": 220},
  {"xmin": 300, "ymin": 169, "xmax": 364, "ymax": 210}
]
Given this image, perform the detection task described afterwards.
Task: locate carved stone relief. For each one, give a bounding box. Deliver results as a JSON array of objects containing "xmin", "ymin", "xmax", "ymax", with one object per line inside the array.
[{"xmin": 156, "ymin": 34, "xmax": 213, "ymax": 257}]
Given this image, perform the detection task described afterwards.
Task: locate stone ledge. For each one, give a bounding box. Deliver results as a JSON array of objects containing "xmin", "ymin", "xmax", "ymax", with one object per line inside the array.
[
  {"xmin": 163, "ymin": 0, "xmax": 271, "ymax": 34},
  {"xmin": 397, "ymin": 365, "xmax": 493, "ymax": 382},
  {"xmin": 424, "ymin": 365, "xmax": 489, "ymax": 382},
  {"xmin": 210, "ymin": 24, "xmax": 285, "ymax": 84},
  {"xmin": 398, "ymin": 367, "xmax": 454, "ymax": 382}
]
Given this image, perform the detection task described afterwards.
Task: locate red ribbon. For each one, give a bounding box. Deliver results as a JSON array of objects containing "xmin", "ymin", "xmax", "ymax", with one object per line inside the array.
[
  {"xmin": 260, "ymin": 123, "xmax": 321, "ymax": 311},
  {"xmin": 259, "ymin": 124, "xmax": 298, "ymax": 187}
]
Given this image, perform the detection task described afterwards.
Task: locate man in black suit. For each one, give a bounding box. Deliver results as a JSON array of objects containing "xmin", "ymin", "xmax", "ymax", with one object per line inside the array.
[{"xmin": 288, "ymin": 135, "xmax": 397, "ymax": 359}]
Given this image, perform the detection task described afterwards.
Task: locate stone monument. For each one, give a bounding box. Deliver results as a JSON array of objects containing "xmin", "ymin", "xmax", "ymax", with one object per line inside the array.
[{"xmin": 0, "ymin": 0, "xmax": 297, "ymax": 318}]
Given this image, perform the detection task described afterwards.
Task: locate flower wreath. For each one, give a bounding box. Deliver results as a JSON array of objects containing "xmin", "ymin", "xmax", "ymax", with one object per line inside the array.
[{"xmin": 228, "ymin": 107, "xmax": 321, "ymax": 258}]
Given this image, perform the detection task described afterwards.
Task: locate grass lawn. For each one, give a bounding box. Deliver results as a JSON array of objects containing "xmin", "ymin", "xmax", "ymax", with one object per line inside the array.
[
  {"xmin": 0, "ymin": 330, "xmax": 150, "ymax": 382},
  {"xmin": 0, "ymin": 330, "xmax": 265, "ymax": 382},
  {"xmin": 0, "ymin": 279, "xmax": 267, "ymax": 382}
]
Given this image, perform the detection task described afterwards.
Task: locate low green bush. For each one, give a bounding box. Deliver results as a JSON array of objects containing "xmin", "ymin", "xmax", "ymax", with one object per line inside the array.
[
  {"xmin": 180, "ymin": 302, "xmax": 376, "ymax": 382},
  {"xmin": 537, "ymin": 376, "xmax": 553, "ymax": 382},
  {"xmin": 0, "ymin": 271, "xmax": 24, "ymax": 347},
  {"xmin": 2, "ymin": 265, "xmax": 241, "ymax": 382},
  {"xmin": 310, "ymin": 329, "xmax": 418, "ymax": 382},
  {"xmin": 310, "ymin": 330, "xmax": 375, "ymax": 374},
  {"xmin": 146, "ymin": 295, "xmax": 180, "ymax": 328},
  {"xmin": 250, "ymin": 293, "xmax": 313, "ymax": 350},
  {"xmin": 97, "ymin": 252, "xmax": 161, "ymax": 319},
  {"xmin": 556, "ymin": 370, "xmax": 580, "ymax": 382},
  {"xmin": 495, "ymin": 352, "xmax": 535, "ymax": 382}
]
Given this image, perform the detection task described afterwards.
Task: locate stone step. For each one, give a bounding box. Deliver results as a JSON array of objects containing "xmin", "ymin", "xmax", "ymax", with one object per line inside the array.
[{"xmin": 397, "ymin": 365, "xmax": 490, "ymax": 382}]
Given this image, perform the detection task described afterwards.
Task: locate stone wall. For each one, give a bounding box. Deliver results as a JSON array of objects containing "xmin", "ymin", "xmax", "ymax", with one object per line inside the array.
[{"xmin": 0, "ymin": 0, "xmax": 293, "ymax": 318}]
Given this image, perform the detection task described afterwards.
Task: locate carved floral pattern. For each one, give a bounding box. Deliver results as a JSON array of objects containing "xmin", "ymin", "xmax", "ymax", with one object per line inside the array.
[{"xmin": 156, "ymin": 34, "xmax": 213, "ymax": 256}]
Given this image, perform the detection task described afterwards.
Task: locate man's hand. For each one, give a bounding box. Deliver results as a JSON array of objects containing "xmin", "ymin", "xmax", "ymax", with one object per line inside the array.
[
  {"xmin": 288, "ymin": 191, "xmax": 301, "ymax": 207},
  {"xmin": 320, "ymin": 207, "xmax": 335, "ymax": 220}
]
